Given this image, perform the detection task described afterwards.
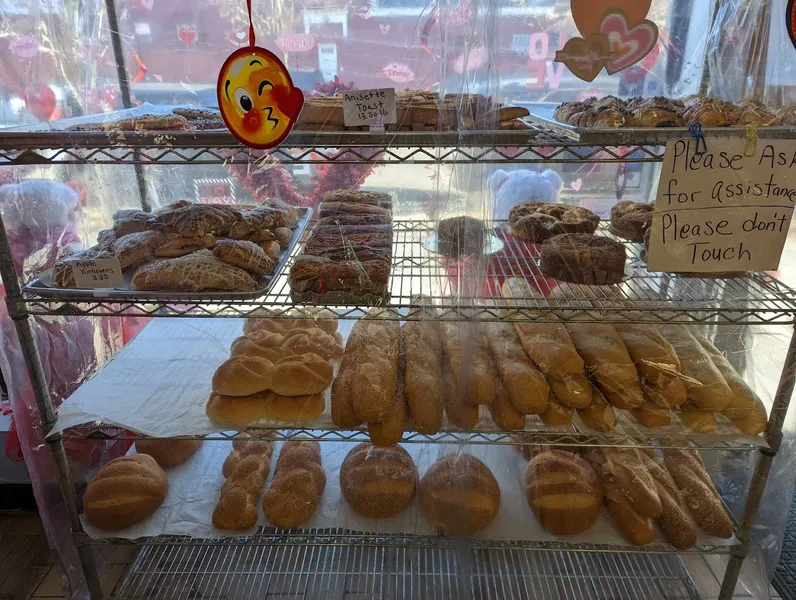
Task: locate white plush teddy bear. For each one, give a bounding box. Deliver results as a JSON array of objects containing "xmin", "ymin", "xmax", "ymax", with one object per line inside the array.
[{"xmin": 489, "ymin": 169, "xmax": 564, "ymax": 221}]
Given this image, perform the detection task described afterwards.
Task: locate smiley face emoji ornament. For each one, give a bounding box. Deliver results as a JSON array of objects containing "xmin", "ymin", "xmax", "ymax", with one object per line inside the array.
[{"xmin": 217, "ymin": 46, "xmax": 305, "ymax": 149}]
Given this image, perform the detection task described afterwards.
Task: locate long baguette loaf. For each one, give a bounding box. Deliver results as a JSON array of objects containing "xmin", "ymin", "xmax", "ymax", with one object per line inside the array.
[
  {"xmin": 639, "ymin": 452, "xmax": 697, "ymax": 550},
  {"xmin": 368, "ymin": 342, "xmax": 408, "ymax": 446},
  {"xmin": 349, "ymin": 312, "xmax": 401, "ymax": 423},
  {"xmin": 614, "ymin": 324, "xmax": 687, "ymax": 408},
  {"xmin": 441, "ymin": 322, "xmax": 496, "ymax": 406},
  {"xmin": 442, "ymin": 342, "xmax": 479, "ymax": 429},
  {"xmin": 663, "ymin": 448, "xmax": 733, "ymax": 539},
  {"xmin": 484, "ymin": 322, "xmax": 549, "ymax": 415},
  {"xmin": 597, "ymin": 448, "xmax": 662, "ymax": 519},
  {"xmin": 489, "ymin": 380, "xmax": 527, "ymax": 430},
  {"xmin": 577, "ymin": 386, "xmax": 617, "ymax": 432},
  {"xmin": 659, "ymin": 326, "xmax": 733, "ymax": 412},
  {"xmin": 566, "ymin": 323, "xmax": 645, "ymax": 409},
  {"xmin": 679, "ymin": 403, "xmax": 717, "ymax": 433},
  {"xmin": 402, "ymin": 306, "xmax": 444, "ymax": 434}
]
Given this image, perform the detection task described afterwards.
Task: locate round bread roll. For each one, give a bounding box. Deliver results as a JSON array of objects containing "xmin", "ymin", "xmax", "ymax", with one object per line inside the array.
[
  {"xmin": 524, "ymin": 450, "xmax": 603, "ymax": 536},
  {"xmin": 135, "ymin": 438, "xmax": 202, "ymax": 468},
  {"xmin": 340, "ymin": 443, "xmax": 417, "ymax": 518},
  {"xmin": 419, "ymin": 454, "xmax": 500, "ymax": 535},
  {"xmin": 212, "ymin": 355, "xmax": 274, "ymax": 396},
  {"xmin": 84, "ymin": 455, "xmax": 168, "ymax": 530}
]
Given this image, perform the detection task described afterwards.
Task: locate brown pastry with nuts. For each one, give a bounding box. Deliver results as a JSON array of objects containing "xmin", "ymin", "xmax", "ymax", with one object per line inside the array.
[
  {"xmin": 340, "ymin": 443, "xmax": 417, "ymax": 518},
  {"xmin": 509, "ymin": 203, "xmax": 600, "ymax": 244},
  {"xmin": 540, "ymin": 233, "xmax": 627, "ymax": 285}
]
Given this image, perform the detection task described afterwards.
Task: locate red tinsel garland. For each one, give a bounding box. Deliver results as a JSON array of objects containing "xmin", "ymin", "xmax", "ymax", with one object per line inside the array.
[{"xmin": 227, "ymin": 76, "xmax": 378, "ymax": 209}]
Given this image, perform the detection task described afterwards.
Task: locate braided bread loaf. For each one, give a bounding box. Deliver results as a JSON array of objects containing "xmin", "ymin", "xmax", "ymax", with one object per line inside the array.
[{"xmin": 262, "ymin": 441, "xmax": 326, "ymax": 528}]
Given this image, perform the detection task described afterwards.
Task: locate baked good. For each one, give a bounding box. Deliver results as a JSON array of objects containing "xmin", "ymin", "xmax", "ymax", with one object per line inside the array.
[
  {"xmin": 243, "ymin": 308, "xmax": 339, "ymax": 336},
  {"xmin": 262, "ymin": 440, "xmax": 325, "ymax": 528},
  {"xmin": 632, "ymin": 99, "xmax": 684, "ymax": 128},
  {"xmin": 112, "ymin": 209, "xmax": 150, "ymax": 237},
  {"xmin": 368, "ymin": 352, "xmax": 408, "ymax": 446},
  {"xmin": 566, "ymin": 323, "xmax": 645, "ymax": 409},
  {"xmin": 114, "ymin": 230, "xmax": 172, "ymax": 269},
  {"xmin": 663, "ymin": 448, "xmax": 733, "ymax": 538},
  {"xmin": 640, "ymin": 452, "xmax": 697, "ymax": 550},
  {"xmin": 351, "ymin": 317, "xmax": 401, "ymax": 423},
  {"xmin": 659, "ymin": 326, "xmax": 733, "ymax": 412},
  {"xmin": 609, "ymin": 201, "xmax": 654, "ymax": 243},
  {"xmin": 489, "ymin": 380, "xmax": 527, "ymax": 431},
  {"xmin": 52, "ymin": 249, "xmax": 114, "ymax": 288},
  {"xmin": 280, "ymin": 328, "xmax": 344, "ymax": 361},
  {"xmin": 206, "ymin": 391, "xmax": 324, "ymax": 427},
  {"xmin": 774, "ymin": 105, "xmax": 796, "ymax": 126},
  {"xmin": 592, "ymin": 448, "xmax": 662, "ymax": 519},
  {"xmin": 402, "ymin": 310, "xmax": 444, "ymax": 435},
  {"xmin": 131, "ymin": 250, "xmax": 260, "ymax": 292},
  {"xmin": 316, "ymin": 214, "xmax": 390, "ymax": 228},
  {"xmin": 693, "ymin": 333, "xmax": 767, "ymax": 428},
  {"xmin": 230, "ymin": 331, "xmax": 284, "ymax": 362},
  {"xmin": 525, "ymin": 450, "xmax": 603, "ymax": 535},
  {"xmin": 509, "ymin": 203, "xmax": 599, "ymax": 243},
  {"xmin": 154, "ymin": 234, "xmax": 216, "ymax": 258},
  {"xmin": 483, "ymin": 322, "xmax": 549, "ymax": 415},
  {"xmin": 340, "ymin": 443, "xmax": 417, "ymax": 518},
  {"xmin": 227, "ymin": 206, "xmax": 279, "ymax": 238},
  {"xmin": 213, "ymin": 239, "xmax": 275, "ymax": 277},
  {"xmin": 577, "ymin": 386, "xmax": 617, "ymax": 432},
  {"xmin": 679, "ymin": 403, "xmax": 717, "ymax": 433},
  {"xmin": 331, "ymin": 333, "xmax": 364, "ymax": 428},
  {"xmin": 324, "ymin": 190, "xmax": 392, "ymax": 206},
  {"xmin": 213, "ymin": 438, "xmax": 272, "ymax": 531},
  {"xmin": 630, "ymin": 402, "xmax": 673, "ymax": 428},
  {"xmin": 319, "ymin": 201, "xmax": 391, "ymax": 218},
  {"xmin": 442, "ymin": 344, "xmax": 480, "ymax": 429},
  {"xmin": 419, "ymin": 454, "xmax": 500, "ymax": 535},
  {"xmin": 212, "ymin": 355, "xmax": 273, "ymax": 397},
  {"xmin": 135, "ymin": 438, "xmax": 202, "ymax": 468},
  {"xmin": 289, "ymin": 256, "xmax": 389, "ymax": 300},
  {"xmin": 729, "ymin": 398, "xmax": 768, "ymax": 435},
  {"xmin": 540, "ymin": 234, "xmax": 626, "ymax": 285},
  {"xmin": 84, "ymin": 455, "xmax": 168, "ymax": 530},
  {"xmin": 224, "ymin": 431, "xmax": 275, "ymax": 476},
  {"xmin": 441, "ymin": 323, "xmax": 496, "ymax": 406},
  {"xmin": 436, "ymin": 216, "xmax": 486, "ymax": 257},
  {"xmin": 682, "ymin": 99, "xmax": 738, "ymax": 127},
  {"xmin": 147, "ymin": 203, "xmax": 242, "ymax": 237},
  {"xmin": 96, "ymin": 229, "xmax": 117, "ymax": 252},
  {"xmin": 270, "ymin": 353, "xmax": 334, "ymax": 396},
  {"xmin": 539, "ymin": 392, "xmax": 574, "ymax": 426}
]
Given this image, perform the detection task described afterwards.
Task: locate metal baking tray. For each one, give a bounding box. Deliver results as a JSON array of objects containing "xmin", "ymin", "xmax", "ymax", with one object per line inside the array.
[
  {"xmin": 23, "ymin": 207, "xmax": 312, "ymax": 302},
  {"xmin": 525, "ymin": 104, "xmax": 796, "ymax": 146}
]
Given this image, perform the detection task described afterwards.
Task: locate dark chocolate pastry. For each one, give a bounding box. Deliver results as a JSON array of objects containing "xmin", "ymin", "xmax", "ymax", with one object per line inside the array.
[
  {"xmin": 509, "ymin": 203, "xmax": 599, "ymax": 244},
  {"xmin": 540, "ymin": 233, "xmax": 626, "ymax": 285},
  {"xmin": 436, "ymin": 216, "xmax": 487, "ymax": 258},
  {"xmin": 609, "ymin": 201, "xmax": 654, "ymax": 243}
]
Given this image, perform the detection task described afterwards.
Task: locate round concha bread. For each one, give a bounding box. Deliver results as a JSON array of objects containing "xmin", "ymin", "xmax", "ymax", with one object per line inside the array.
[
  {"xmin": 340, "ymin": 443, "xmax": 417, "ymax": 518},
  {"xmin": 419, "ymin": 454, "xmax": 500, "ymax": 535},
  {"xmin": 134, "ymin": 438, "xmax": 202, "ymax": 468},
  {"xmin": 83, "ymin": 454, "xmax": 168, "ymax": 530},
  {"xmin": 524, "ymin": 449, "xmax": 603, "ymax": 536}
]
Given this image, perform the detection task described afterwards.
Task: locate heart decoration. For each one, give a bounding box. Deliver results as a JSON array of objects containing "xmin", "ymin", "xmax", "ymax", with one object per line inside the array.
[
  {"xmin": 601, "ymin": 11, "xmax": 658, "ymax": 75},
  {"xmin": 571, "ymin": 178, "xmax": 583, "ymax": 192},
  {"xmin": 570, "ymin": 0, "xmax": 651, "ymax": 37},
  {"xmin": 178, "ymin": 26, "xmax": 196, "ymax": 47},
  {"xmin": 554, "ymin": 33, "xmax": 610, "ymax": 83},
  {"xmin": 379, "ymin": 24, "xmax": 391, "ymax": 34},
  {"xmin": 353, "ymin": 5, "xmax": 371, "ymax": 19},
  {"xmin": 21, "ymin": 86, "xmax": 56, "ymax": 121},
  {"xmin": 788, "ymin": 0, "xmax": 796, "ymax": 51}
]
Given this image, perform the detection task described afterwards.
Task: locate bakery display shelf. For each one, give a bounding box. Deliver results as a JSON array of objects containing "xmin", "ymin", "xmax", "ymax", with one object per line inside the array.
[
  {"xmin": 61, "ymin": 426, "xmax": 767, "ymax": 452},
  {"xmin": 22, "ymin": 220, "xmax": 796, "ymax": 325},
  {"xmin": 0, "ymin": 127, "xmax": 667, "ymax": 166},
  {"xmin": 107, "ymin": 538, "xmax": 702, "ymax": 600}
]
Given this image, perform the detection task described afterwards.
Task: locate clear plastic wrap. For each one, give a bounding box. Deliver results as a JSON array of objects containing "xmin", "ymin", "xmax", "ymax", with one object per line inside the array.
[{"xmin": 1, "ymin": 1, "xmax": 796, "ymax": 599}]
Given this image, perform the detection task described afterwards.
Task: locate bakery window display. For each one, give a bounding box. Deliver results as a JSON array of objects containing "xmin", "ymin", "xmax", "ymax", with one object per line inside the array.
[
  {"xmin": 38, "ymin": 199, "xmax": 308, "ymax": 296},
  {"xmin": 289, "ymin": 190, "xmax": 393, "ymax": 305}
]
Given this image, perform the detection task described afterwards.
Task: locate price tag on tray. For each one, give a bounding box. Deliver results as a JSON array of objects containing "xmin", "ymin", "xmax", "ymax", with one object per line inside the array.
[
  {"xmin": 647, "ymin": 138, "xmax": 796, "ymax": 273},
  {"xmin": 69, "ymin": 258, "xmax": 125, "ymax": 289}
]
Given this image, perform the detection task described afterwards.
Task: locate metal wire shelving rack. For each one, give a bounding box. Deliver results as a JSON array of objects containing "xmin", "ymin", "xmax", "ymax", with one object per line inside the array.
[{"xmin": 2, "ymin": 113, "xmax": 795, "ymax": 600}]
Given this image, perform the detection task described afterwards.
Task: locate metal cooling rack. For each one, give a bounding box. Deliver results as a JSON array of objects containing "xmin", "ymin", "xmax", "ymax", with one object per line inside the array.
[
  {"xmin": 24, "ymin": 220, "xmax": 796, "ymax": 325},
  {"xmin": 109, "ymin": 537, "xmax": 703, "ymax": 600},
  {"xmin": 0, "ymin": 127, "xmax": 667, "ymax": 165}
]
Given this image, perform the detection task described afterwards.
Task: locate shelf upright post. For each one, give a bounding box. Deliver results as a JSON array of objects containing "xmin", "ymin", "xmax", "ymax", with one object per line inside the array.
[
  {"xmin": 104, "ymin": 0, "xmax": 151, "ymax": 212},
  {"xmin": 718, "ymin": 327, "xmax": 796, "ymax": 600},
  {"xmin": 0, "ymin": 214, "xmax": 105, "ymax": 599}
]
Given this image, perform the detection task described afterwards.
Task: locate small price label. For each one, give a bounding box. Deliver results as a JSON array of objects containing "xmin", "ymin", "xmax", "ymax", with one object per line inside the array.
[
  {"xmin": 342, "ymin": 88, "xmax": 396, "ymax": 127},
  {"xmin": 69, "ymin": 258, "xmax": 125, "ymax": 289}
]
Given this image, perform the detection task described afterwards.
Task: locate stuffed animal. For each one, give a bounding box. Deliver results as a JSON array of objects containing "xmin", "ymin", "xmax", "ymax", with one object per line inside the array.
[{"xmin": 489, "ymin": 169, "xmax": 564, "ymax": 220}]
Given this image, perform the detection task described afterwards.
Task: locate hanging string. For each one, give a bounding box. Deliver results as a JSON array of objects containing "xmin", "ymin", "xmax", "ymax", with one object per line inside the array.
[
  {"xmin": 247, "ymin": 0, "xmax": 256, "ymax": 48},
  {"xmin": 688, "ymin": 123, "xmax": 707, "ymax": 156}
]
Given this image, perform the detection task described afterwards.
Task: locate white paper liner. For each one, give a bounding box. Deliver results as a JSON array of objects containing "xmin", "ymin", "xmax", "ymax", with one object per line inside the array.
[
  {"xmin": 80, "ymin": 440, "xmax": 735, "ymax": 551},
  {"xmin": 51, "ymin": 319, "xmax": 766, "ymax": 448}
]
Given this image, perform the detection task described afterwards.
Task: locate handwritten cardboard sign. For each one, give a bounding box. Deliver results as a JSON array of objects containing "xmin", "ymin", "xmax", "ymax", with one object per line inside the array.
[
  {"xmin": 647, "ymin": 138, "xmax": 796, "ymax": 273},
  {"xmin": 342, "ymin": 88, "xmax": 396, "ymax": 127},
  {"xmin": 70, "ymin": 259, "xmax": 124, "ymax": 289}
]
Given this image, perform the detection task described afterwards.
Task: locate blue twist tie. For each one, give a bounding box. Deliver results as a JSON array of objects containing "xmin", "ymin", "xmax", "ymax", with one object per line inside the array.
[{"xmin": 689, "ymin": 123, "xmax": 708, "ymax": 156}]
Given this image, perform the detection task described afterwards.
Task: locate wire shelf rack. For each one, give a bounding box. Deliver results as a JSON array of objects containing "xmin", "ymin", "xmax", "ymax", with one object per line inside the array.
[
  {"xmin": 109, "ymin": 534, "xmax": 704, "ymax": 599},
  {"xmin": 24, "ymin": 221, "xmax": 796, "ymax": 325},
  {"xmin": 61, "ymin": 426, "xmax": 766, "ymax": 452},
  {"xmin": 0, "ymin": 127, "xmax": 668, "ymax": 165}
]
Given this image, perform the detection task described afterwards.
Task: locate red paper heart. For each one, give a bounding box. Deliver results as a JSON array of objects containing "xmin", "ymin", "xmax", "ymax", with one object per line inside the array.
[
  {"xmin": 178, "ymin": 26, "xmax": 196, "ymax": 47},
  {"xmin": 600, "ymin": 11, "xmax": 658, "ymax": 75},
  {"xmin": 22, "ymin": 86, "xmax": 56, "ymax": 121}
]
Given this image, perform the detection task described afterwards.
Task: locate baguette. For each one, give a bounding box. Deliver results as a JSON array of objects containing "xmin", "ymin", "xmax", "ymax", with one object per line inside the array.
[
  {"xmin": 659, "ymin": 326, "xmax": 733, "ymax": 412},
  {"xmin": 368, "ymin": 344, "xmax": 408, "ymax": 446},
  {"xmin": 539, "ymin": 391, "xmax": 574, "ymax": 426},
  {"xmin": 596, "ymin": 448, "xmax": 662, "ymax": 519},
  {"xmin": 630, "ymin": 402, "xmax": 672, "ymax": 428},
  {"xmin": 663, "ymin": 448, "xmax": 733, "ymax": 539},
  {"xmin": 614, "ymin": 324, "xmax": 687, "ymax": 408},
  {"xmin": 489, "ymin": 380, "xmax": 527, "ymax": 431},
  {"xmin": 679, "ymin": 403, "xmax": 717, "ymax": 433},
  {"xmin": 577, "ymin": 386, "xmax": 617, "ymax": 432},
  {"xmin": 484, "ymin": 322, "xmax": 549, "ymax": 415},
  {"xmin": 442, "ymin": 343, "xmax": 479, "ymax": 429},
  {"xmin": 566, "ymin": 324, "xmax": 645, "ymax": 409},
  {"xmin": 441, "ymin": 322, "xmax": 496, "ymax": 406},
  {"xmin": 350, "ymin": 314, "xmax": 401, "ymax": 423},
  {"xmin": 402, "ymin": 308, "xmax": 444, "ymax": 434},
  {"xmin": 639, "ymin": 452, "xmax": 697, "ymax": 550},
  {"xmin": 729, "ymin": 397, "xmax": 768, "ymax": 435}
]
